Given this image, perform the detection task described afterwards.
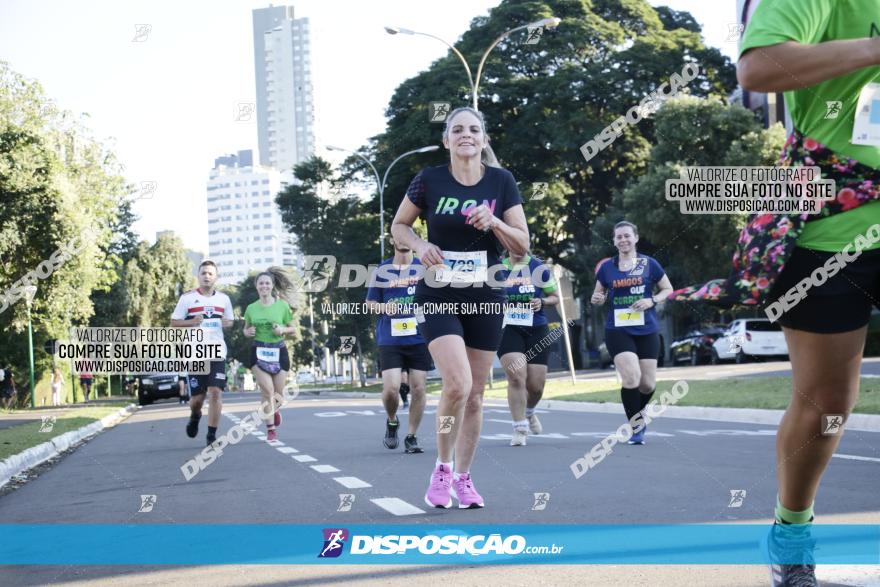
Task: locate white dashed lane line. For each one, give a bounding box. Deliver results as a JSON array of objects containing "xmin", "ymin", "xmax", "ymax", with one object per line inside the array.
[
  {"xmin": 293, "ymin": 455, "xmax": 317, "ymax": 463},
  {"xmin": 310, "ymin": 464, "xmax": 340, "ymax": 473},
  {"xmin": 371, "ymin": 497, "xmax": 425, "ymax": 516},
  {"xmin": 277, "ymin": 446, "xmax": 299, "ymax": 454},
  {"xmin": 334, "ymin": 477, "xmax": 372, "ymax": 489}
]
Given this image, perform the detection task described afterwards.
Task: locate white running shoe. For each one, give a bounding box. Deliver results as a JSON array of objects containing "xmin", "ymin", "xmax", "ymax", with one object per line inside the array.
[
  {"xmin": 510, "ymin": 426, "xmax": 529, "ymax": 446},
  {"xmin": 528, "ymin": 414, "xmax": 542, "ymax": 435}
]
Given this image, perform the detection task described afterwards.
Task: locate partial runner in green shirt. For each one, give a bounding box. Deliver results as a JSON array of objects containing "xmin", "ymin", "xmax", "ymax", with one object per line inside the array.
[
  {"xmin": 243, "ymin": 299, "xmax": 293, "ymax": 343},
  {"xmin": 741, "ymin": 0, "xmax": 880, "ymax": 251}
]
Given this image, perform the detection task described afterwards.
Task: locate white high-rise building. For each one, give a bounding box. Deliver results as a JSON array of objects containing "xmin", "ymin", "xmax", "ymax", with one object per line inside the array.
[
  {"xmin": 206, "ymin": 150, "xmax": 299, "ymax": 285},
  {"xmin": 252, "ymin": 5, "xmax": 315, "ymax": 173}
]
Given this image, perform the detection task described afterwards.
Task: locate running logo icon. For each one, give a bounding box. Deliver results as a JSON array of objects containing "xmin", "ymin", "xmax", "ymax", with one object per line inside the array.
[
  {"xmin": 39, "ymin": 415, "xmax": 56, "ymax": 433},
  {"xmin": 338, "ymin": 336, "xmax": 356, "ymax": 355},
  {"xmin": 822, "ymin": 414, "xmax": 844, "ymax": 436},
  {"xmin": 824, "ymin": 101, "xmax": 842, "ymax": 119},
  {"xmin": 318, "ymin": 528, "xmax": 348, "ymax": 558},
  {"xmin": 725, "ymin": 23, "xmax": 744, "ymax": 42},
  {"xmin": 337, "ymin": 494, "xmax": 355, "ymax": 512},
  {"xmin": 132, "ymin": 24, "xmax": 152, "ymax": 42},
  {"xmin": 728, "ymin": 489, "xmax": 746, "ymax": 508},
  {"xmin": 296, "ymin": 255, "xmax": 336, "ymax": 293},
  {"xmin": 138, "ymin": 495, "xmax": 157, "ymax": 513},
  {"xmin": 235, "ymin": 102, "xmax": 255, "ymax": 122},
  {"xmin": 628, "ymin": 258, "xmax": 647, "ymax": 276},
  {"xmin": 532, "ymin": 492, "xmax": 550, "ymax": 511},
  {"xmin": 429, "ymin": 101, "xmax": 451, "ymax": 123},
  {"xmin": 531, "ymin": 182, "xmax": 548, "ymax": 201},
  {"xmin": 438, "ymin": 415, "xmax": 455, "ymax": 434},
  {"xmin": 524, "ymin": 26, "xmax": 544, "ymax": 44},
  {"xmin": 728, "ymin": 334, "xmax": 745, "ymax": 354},
  {"xmin": 134, "ymin": 181, "xmax": 157, "ymax": 201}
]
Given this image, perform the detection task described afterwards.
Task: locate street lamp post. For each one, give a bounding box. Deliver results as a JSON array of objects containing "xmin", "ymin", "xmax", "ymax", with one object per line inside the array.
[
  {"xmin": 325, "ymin": 145, "xmax": 439, "ymax": 260},
  {"xmin": 24, "ymin": 285, "xmax": 37, "ymax": 408},
  {"xmin": 385, "ymin": 17, "xmax": 561, "ymax": 111}
]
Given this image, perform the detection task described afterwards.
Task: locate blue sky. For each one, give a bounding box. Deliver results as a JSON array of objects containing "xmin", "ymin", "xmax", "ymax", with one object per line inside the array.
[{"xmin": 0, "ymin": 0, "xmax": 738, "ymax": 253}]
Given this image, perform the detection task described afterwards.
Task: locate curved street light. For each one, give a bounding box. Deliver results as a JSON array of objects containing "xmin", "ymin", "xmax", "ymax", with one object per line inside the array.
[
  {"xmin": 385, "ymin": 17, "xmax": 561, "ymax": 111},
  {"xmin": 326, "ymin": 144, "xmax": 439, "ymax": 259}
]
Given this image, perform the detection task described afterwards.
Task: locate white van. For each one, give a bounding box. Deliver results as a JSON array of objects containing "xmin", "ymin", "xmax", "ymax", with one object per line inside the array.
[{"xmin": 712, "ymin": 319, "xmax": 789, "ymax": 363}]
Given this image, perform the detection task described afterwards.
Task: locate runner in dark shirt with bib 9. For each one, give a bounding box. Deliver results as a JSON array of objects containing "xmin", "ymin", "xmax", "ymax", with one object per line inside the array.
[
  {"xmin": 366, "ymin": 236, "xmax": 431, "ymax": 454},
  {"xmin": 391, "ymin": 106, "xmax": 530, "ymax": 510}
]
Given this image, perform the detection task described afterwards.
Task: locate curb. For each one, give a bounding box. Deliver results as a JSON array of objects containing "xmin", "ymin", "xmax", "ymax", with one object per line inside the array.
[
  {"xmin": 0, "ymin": 403, "xmax": 139, "ymax": 490},
  {"xmin": 538, "ymin": 400, "xmax": 880, "ymax": 432}
]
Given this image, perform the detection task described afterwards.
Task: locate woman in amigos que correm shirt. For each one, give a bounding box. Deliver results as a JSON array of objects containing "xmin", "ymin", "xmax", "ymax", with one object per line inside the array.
[
  {"xmin": 242, "ymin": 267, "xmax": 297, "ymax": 443},
  {"xmin": 671, "ymin": 2, "xmax": 880, "ymax": 584},
  {"xmin": 591, "ymin": 221, "xmax": 673, "ymax": 446},
  {"xmin": 391, "ymin": 106, "xmax": 530, "ymax": 510}
]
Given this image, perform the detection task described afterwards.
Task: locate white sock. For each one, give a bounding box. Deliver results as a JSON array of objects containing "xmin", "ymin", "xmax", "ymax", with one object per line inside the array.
[
  {"xmin": 453, "ymin": 471, "xmax": 469, "ymax": 481},
  {"xmin": 514, "ymin": 419, "xmax": 529, "ymax": 430},
  {"xmin": 525, "ymin": 408, "xmax": 536, "ymax": 417},
  {"xmin": 436, "ymin": 459, "xmax": 453, "ymax": 470}
]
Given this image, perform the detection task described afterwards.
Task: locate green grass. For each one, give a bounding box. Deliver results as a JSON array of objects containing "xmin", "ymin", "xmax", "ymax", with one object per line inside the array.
[
  {"xmin": 533, "ymin": 376, "xmax": 880, "ymax": 413},
  {"xmin": 297, "ymin": 376, "xmax": 880, "ymax": 414},
  {"xmin": 0, "ymin": 405, "xmax": 129, "ymax": 461}
]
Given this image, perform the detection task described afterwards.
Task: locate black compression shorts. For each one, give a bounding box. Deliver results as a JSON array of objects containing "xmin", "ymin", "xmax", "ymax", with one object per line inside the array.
[
  {"xmin": 497, "ymin": 324, "xmax": 552, "ymax": 365},
  {"xmin": 605, "ymin": 330, "xmax": 660, "ymax": 361}
]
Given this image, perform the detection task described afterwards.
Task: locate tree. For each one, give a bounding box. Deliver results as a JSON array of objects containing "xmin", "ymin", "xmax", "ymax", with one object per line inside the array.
[
  {"xmin": 355, "ymin": 0, "xmax": 737, "ymax": 300},
  {"xmin": 592, "ymin": 95, "xmax": 787, "ymax": 289},
  {"xmin": 276, "ymin": 156, "xmax": 378, "ymax": 381},
  {"xmin": 122, "ymin": 234, "xmax": 194, "ymax": 327},
  {"xmin": 0, "ymin": 61, "xmax": 127, "ymax": 401}
]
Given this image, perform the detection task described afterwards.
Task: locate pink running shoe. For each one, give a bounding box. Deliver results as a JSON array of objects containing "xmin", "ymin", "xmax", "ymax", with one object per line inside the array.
[
  {"xmin": 274, "ymin": 410, "xmax": 282, "ymax": 428},
  {"xmin": 424, "ymin": 464, "xmax": 453, "ymax": 509},
  {"xmin": 267, "ymin": 428, "xmax": 277, "ymax": 442},
  {"xmin": 452, "ymin": 473, "xmax": 484, "ymax": 509}
]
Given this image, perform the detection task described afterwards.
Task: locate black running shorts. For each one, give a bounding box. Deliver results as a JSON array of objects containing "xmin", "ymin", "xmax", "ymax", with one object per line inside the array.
[
  {"xmin": 414, "ymin": 290, "xmax": 505, "ymax": 352},
  {"xmin": 188, "ymin": 360, "xmax": 227, "ymax": 395},
  {"xmin": 497, "ymin": 324, "xmax": 552, "ymax": 366},
  {"xmin": 766, "ymin": 247, "xmax": 880, "ymax": 334},
  {"xmin": 605, "ymin": 329, "xmax": 660, "ymax": 361},
  {"xmin": 379, "ymin": 344, "xmax": 433, "ymax": 372}
]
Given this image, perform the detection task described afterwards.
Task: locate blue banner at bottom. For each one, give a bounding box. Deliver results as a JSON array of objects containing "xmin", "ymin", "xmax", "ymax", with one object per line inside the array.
[{"xmin": 0, "ymin": 525, "xmax": 878, "ymax": 565}]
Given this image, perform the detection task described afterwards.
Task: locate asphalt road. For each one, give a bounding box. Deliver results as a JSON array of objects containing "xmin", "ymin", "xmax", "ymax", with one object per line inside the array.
[{"xmin": 1, "ymin": 390, "xmax": 878, "ymax": 586}]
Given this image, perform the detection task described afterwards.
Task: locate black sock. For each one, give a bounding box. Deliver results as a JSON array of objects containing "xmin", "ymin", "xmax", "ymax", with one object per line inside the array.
[
  {"xmin": 207, "ymin": 426, "xmax": 217, "ymax": 436},
  {"xmin": 190, "ymin": 409, "xmax": 201, "ymax": 420},
  {"xmin": 621, "ymin": 387, "xmax": 641, "ymax": 423},
  {"xmin": 639, "ymin": 389, "xmax": 655, "ymax": 411}
]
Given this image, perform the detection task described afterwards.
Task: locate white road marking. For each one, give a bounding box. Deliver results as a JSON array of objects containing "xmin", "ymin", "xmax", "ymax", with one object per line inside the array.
[
  {"xmin": 480, "ymin": 433, "xmax": 569, "ymax": 440},
  {"xmin": 371, "ymin": 497, "xmax": 425, "ymax": 516},
  {"xmin": 293, "ymin": 455, "xmax": 317, "ymax": 463},
  {"xmin": 311, "ymin": 464, "xmax": 341, "ymax": 473},
  {"xmin": 571, "ymin": 431, "xmax": 675, "ymax": 438},
  {"xmin": 334, "ymin": 477, "xmax": 372, "ymax": 489},
  {"xmin": 267, "ymin": 440, "xmax": 283, "ymax": 446},
  {"xmin": 833, "ymin": 453, "xmax": 880, "ymax": 463},
  {"xmin": 277, "ymin": 447, "xmax": 299, "ymax": 454}
]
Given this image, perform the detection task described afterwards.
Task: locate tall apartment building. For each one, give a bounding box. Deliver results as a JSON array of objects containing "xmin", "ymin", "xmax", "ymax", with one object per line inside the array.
[
  {"xmin": 252, "ymin": 5, "xmax": 315, "ymax": 172},
  {"xmin": 206, "ymin": 150, "xmax": 299, "ymax": 285}
]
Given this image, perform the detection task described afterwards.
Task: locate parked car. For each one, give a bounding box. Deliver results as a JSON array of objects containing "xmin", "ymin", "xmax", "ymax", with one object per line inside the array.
[
  {"xmin": 598, "ymin": 334, "xmax": 665, "ymax": 368},
  {"xmin": 137, "ymin": 372, "xmax": 181, "ymax": 405},
  {"xmin": 669, "ymin": 325, "xmax": 726, "ymax": 366},
  {"xmin": 712, "ymin": 319, "xmax": 788, "ymax": 364},
  {"xmin": 296, "ymin": 370, "xmax": 316, "ymax": 384}
]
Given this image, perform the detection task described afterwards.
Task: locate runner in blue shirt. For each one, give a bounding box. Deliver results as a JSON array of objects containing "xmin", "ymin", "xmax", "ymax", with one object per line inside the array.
[
  {"xmin": 497, "ymin": 253, "xmax": 559, "ymax": 446},
  {"xmin": 591, "ymin": 221, "xmax": 673, "ymax": 445},
  {"xmin": 366, "ymin": 236, "xmax": 432, "ymax": 454}
]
